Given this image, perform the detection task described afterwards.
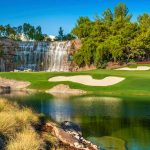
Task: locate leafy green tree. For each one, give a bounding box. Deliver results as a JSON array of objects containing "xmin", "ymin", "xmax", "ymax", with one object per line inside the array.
[
  {"xmin": 57, "ymin": 27, "xmax": 64, "ymax": 41},
  {"xmin": 34, "ymin": 26, "xmax": 44, "ymax": 41},
  {"xmin": 105, "ymin": 35, "xmax": 123, "ymax": 62},
  {"xmin": 73, "ymin": 50, "xmax": 84, "ymax": 67},
  {"xmin": 16, "ymin": 26, "xmax": 23, "ymax": 34},
  {"xmin": 94, "ymin": 44, "xmax": 108, "ymax": 68},
  {"xmin": 72, "ymin": 3, "xmax": 149, "ymax": 68},
  {"xmin": 72, "ymin": 17, "xmax": 92, "ymax": 38},
  {"xmin": 130, "ymin": 29, "xmax": 150, "ymax": 61},
  {"xmin": 74, "ymin": 38, "xmax": 98, "ymax": 66},
  {"xmin": 138, "ymin": 13, "xmax": 150, "ymax": 32},
  {"xmin": 102, "ymin": 8, "xmax": 113, "ymax": 25},
  {"xmin": 22, "ymin": 23, "xmax": 35, "ymax": 40},
  {"xmin": 114, "ymin": 3, "xmax": 132, "ymax": 22},
  {"xmin": 0, "ymin": 26, "xmax": 5, "ymax": 37},
  {"xmin": 5, "ymin": 24, "xmax": 16, "ymax": 39},
  {"xmin": 64, "ymin": 33, "xmax": 76, "ymax": 40}
]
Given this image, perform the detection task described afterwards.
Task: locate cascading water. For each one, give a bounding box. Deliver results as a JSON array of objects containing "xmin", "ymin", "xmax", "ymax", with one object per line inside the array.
[
  {"xmin": 15, "ymin": 41, "xmax": 71, "ymax": 72},
  {"xmin": 0, "ymin": 59, "xmax": 5, "ymax": 72}
]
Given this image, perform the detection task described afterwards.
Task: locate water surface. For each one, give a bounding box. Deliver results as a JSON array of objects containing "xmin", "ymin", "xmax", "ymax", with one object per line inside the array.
[{"xmin": 1, "ymin": 92, "xmax": 150, "ymax": 150}]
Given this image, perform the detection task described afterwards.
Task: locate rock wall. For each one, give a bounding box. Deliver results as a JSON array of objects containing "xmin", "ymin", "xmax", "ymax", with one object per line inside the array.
[
  {"xmin": 0, "ymin": 39, "xmax": 18, "ymax": 72},
  {"xmin": 0, "ymin": 39, "xmax": 82, "ymax": 72}
]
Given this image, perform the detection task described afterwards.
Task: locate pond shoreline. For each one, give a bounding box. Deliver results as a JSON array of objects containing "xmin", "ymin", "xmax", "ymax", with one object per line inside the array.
[{"xmin": 0, "ymin": 97, "xmax": 99, "ymax": 150}]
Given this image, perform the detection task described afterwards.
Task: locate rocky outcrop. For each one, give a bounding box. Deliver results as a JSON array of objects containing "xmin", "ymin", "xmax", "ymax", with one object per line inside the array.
[
  {"xmin": 61, "ymin": 121, "xmax": 82, "ymax": 136},
  {"xmin": 0, "ymin": 39, "xmax": 18, "ymax": 72},
  {"xmin": 0, "ymin": 39, "xmax": 97, "ymax": 72},
  {"xmin": 68, "ymin": 40, "xmax": 82, "ymax": 72},
  {"xmin": 0, "ymin": 86, "xmax": 11, "ymax": 93},
  {"xmin": 43, "ymin": 122, "xmax": 99, "ymax": 150},
  {"xmin": 0, "ymin": 77, "xmax": 30, "ymax": 90},
  {"xmin": 46, "ymin": 84, "xmax": 86, "ymax": 95}
]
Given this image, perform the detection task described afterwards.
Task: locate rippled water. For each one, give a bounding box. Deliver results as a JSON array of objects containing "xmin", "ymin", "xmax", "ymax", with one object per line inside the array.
[{"xmin": 1, "ymin": 92, "xmax": 150, "ymax": 150}]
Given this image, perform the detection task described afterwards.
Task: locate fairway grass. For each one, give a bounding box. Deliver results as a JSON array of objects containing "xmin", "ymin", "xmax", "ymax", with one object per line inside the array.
[{"xmin": 0, "ymin": 69, "xmax": 150, "ymax": 96}]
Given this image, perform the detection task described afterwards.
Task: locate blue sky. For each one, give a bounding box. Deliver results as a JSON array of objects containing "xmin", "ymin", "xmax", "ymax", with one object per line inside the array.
[{"xmin": 0, "ymin": 0, "xmax": 150, "ymax": 35}]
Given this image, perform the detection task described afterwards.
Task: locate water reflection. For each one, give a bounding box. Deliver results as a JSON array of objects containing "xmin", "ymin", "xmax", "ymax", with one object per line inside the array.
[
  {"xmin": 74, "ymin": 96, "xmax": 123, "ymax": 118},
  {"xmin": 88, "ymin": 136, "xmax": 126, "ymax": 150},
  {"xmin": 44, "ymin": 98, "xmax": 72, "ymax": 123},
  {"xmin": 2, "ymin": 93, "xmax": 150, "ymax": 150}
]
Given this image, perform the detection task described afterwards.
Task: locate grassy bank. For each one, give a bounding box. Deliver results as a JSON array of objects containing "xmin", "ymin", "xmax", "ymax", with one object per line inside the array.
[
  {"xmin": 0, "ymin": 98, "xmax": 58, "ymax": 150},
  {"xmin": 0, "ymin": 69, "xmax": 150, "ymax": 96}
]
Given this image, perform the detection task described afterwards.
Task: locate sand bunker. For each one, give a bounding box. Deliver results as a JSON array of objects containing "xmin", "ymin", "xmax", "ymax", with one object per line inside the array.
[
  {"xmin": 49, "ymin": 75, "xmax": 125, "ymax": 86},
  {"xmin": 115, "ymin": 66, "xmax": 150, "ymax": 71}
]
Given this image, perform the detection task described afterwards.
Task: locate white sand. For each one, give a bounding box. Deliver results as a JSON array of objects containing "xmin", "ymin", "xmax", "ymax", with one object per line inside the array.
[
  {"xmin": 115, "ymin": 66, "xmax": 150, "ymax": 71},
  {"xmin": 49, "ymin": 75, "xmax": 125, "ymax": 86}
]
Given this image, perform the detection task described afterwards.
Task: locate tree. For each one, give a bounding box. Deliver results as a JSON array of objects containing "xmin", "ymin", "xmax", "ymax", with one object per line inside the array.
[
  {"xmin": 34, "ymin": 26, "xmax": 44, "ymax": 41},
  {"xmin": 16, "ymin": 26, "xmax": 23, "ymax": 34},
  {"xmin": 74, "ymin": 38, "xmax": 98, "ymax": 66},
  {"xmin": 22, "ymin": 23, "xmax": 35, "ymax": 40},
  {"xmin": 5, "ymin": 24, "xmax": 16, "ymax": 39},
  {"xmin": 0, "ymin": 26, "xmax": 5, "ymax": 37},
  {"xmin": 114, "ymin": 3, "xmax": 132, "ymax": 22},
  {"xmin": 94, "ymin": 44, "xmax": 108, "ymax": 68},
  {"xmin": 138, "ymin": 13, "xmax": 150, "ymax": 31},
  {"xmin": 72, "ymin": 17, "xmax": 92, "ymax": 38},
  {"xmin": 102, "ymin": 8, "xmax": 113, "ymax": 25},
  {"xmin": 105, "ymin": 35, "xmax": 123, "ymax": 62},
  {"xmin": 63, "ymin": 33, "xmax": 76, "ymax": 40},
  {"xmin": 0, "ymin": 23, "xmax": 46, "ymax": 41},
  {"xmin": 57, "ymin": 27, "xmax": 64, "ymax": 41},
  {"xmin": 130, "ymin": 29, "xmax": 150, "ymax": 61}
]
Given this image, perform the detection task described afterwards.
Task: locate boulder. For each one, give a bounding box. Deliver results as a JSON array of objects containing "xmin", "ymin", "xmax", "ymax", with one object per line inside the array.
[
  {"xmin": 46, "ymin": 84, "xmax": 86, "ymax": 95},
  {"xmin": 61, "ymin": 121, "xmax": 82, "ymax": 136},
  {"xmin": 43, "ymin": 122, "xmax": 99, "ymax": 150},
  {"xmin": 0, "ymin": 86, "xmax": 11, "ymax": 93}
]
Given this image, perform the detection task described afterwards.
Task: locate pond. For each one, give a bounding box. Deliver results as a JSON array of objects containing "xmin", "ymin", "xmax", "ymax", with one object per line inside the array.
[{"xmin": 1, "ymin": 92, "xmax": 150, "ymax": 150}]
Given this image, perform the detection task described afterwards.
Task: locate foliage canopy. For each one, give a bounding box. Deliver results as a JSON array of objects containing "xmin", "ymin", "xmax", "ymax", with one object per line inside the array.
[{"xmin": 72, "ymin": 3, "xmax": 150, "ymax": 68}]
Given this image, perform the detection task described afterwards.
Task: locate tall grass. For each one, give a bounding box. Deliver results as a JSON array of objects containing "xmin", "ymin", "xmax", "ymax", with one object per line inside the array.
[
  {"xmin": 7, "ymin": 126, "xmax": 44, "ymax": 150},
  {"xmin": 0, "ymin": 99, "xmax": 18, "ymax": 112},
  {"xmin": 0, "ymin": 112, "xmax": 18, "ymax": 137},
  {"xmin": 0, "ymin": 98, "xmax": 45, "ymax": 150}
]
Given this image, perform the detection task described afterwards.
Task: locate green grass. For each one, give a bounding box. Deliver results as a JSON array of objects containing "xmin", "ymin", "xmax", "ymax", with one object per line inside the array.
[{"xmin": 0, "ymin": 69, "xmax": 150, "ymax": 96}]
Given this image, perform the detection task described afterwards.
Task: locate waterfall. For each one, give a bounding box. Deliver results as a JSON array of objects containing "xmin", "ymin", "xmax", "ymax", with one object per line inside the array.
[
  {"xmin": 0, "ymin": 59, "xmax": 5, "ymax": 72},
  {"xmin": 15, "ymin": 41, "xmax": 71, "ymax": 72}
]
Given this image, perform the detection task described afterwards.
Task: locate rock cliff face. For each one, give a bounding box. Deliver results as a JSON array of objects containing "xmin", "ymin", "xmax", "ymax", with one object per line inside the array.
[
  {"xmin": 0, "ymin": 39, "xmax": 18, "ymax": 72},
  {"xmin": 0, "ymin": 39, "xmax": 82, "ymax": 72}
]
